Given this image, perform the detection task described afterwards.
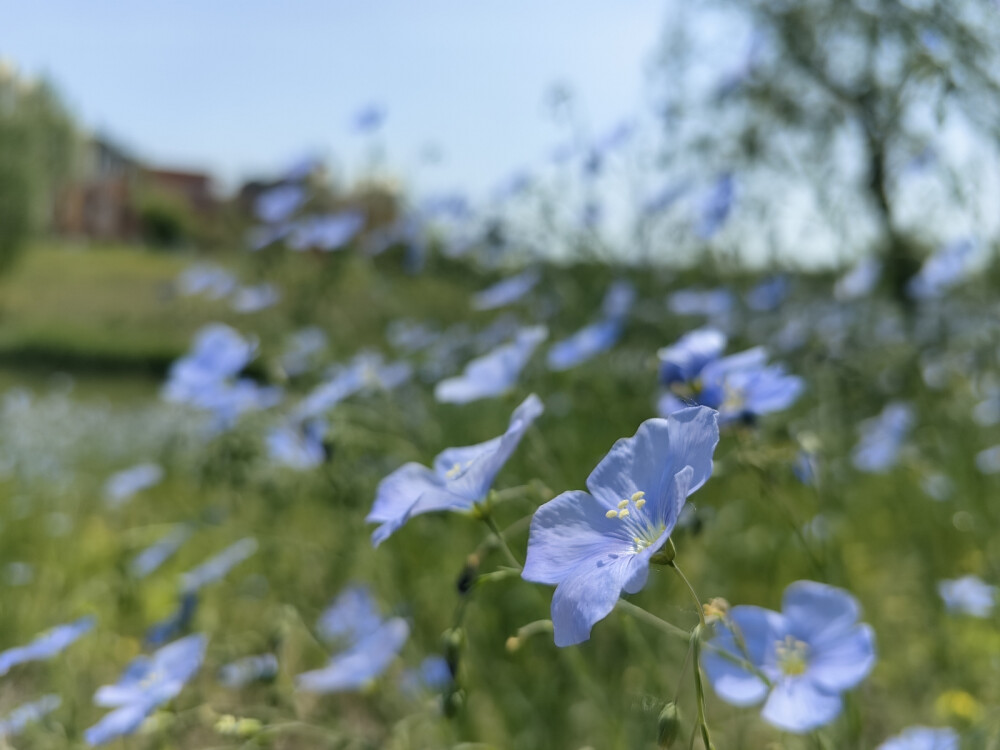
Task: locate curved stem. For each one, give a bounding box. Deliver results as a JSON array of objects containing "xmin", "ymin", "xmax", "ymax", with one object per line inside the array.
[
  {"xmin": 615, "ymin": 599, "xmax": 691, "ymax": 641},
  {"xmin": 481, "ymin": 513, "xmax": 523, "ymax": 570},
  {"xmin": 669, "ymin": 561, "xmax": 706, "ymax": 627}
]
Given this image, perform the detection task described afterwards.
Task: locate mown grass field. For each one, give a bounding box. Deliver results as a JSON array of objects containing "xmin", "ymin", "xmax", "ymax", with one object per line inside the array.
[{"xmin": 0, "ymin": 242, "xmax": 996, "ymax": 749}]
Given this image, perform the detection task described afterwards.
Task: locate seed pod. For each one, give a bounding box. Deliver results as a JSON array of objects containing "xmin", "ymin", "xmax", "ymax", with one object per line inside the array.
[{"xmin": 657, "ymin": 702, "xmax": 682, "ymax": 748}]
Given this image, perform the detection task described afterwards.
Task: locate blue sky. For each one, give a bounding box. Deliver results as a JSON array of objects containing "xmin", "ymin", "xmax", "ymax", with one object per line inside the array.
[{"xmin": 2, "ymin": 1, "xmax": 667, "ymax": 196}]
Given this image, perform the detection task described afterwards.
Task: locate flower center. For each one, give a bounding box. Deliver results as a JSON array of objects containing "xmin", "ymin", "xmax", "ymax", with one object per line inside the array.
[
  {"xmin": 605, "ymin": 491, "xmax": 665, "ymax": 552},
  {"xmin": 444, "ymin": 461, "xmax": 473, "ymax": 480},
  {"xmin": 774, "ymin": 635, "xmax": 809, "ymax": 676}
]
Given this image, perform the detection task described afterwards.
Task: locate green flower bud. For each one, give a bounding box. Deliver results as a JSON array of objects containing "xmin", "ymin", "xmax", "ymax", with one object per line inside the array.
[{"xmin": 657, "ymin": 702, "xmax": 682, "ymax": 748}]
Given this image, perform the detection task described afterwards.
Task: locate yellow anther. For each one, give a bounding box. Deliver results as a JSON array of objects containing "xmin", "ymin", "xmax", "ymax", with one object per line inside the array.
[
  {"xmin": 617, "ymin": 499, "xmax": 629, "ymax": 509},
  {"xmin": 619, "ymin": 509, "xmax": 630, "ymax": 519},
  {"xmin": 605, "ymin": 509, "xmax": 619, "ymax": 519},
  {"xmin": 635, "ymin": 498, "xmax": 646, "ymax": 510},
  {"xmin": 445, "ymin": 463, "xmax": 462, "ymax": 479},
  {"xmin": 631, "ymin": 491, "xmax": 646, "ymax": 502}
]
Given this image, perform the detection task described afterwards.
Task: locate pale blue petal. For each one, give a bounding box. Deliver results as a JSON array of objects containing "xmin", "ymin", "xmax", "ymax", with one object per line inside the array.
[
  {"xmin": 808, "ymin": 623, "xmax": 876, "ymax": 692},
  {"xmin": 877, "ymin": 726, "xmax": 959, "ymax": 750},
  {"xmin": 523, "ymin": 491, "xmax": 626, "ymax": 585},
  {"xmin": 703, "ymin": 605, "xmax": 785, "ymax": 706},
  {"xmin": 761, "ymin": 678, "xmax": 842, "ymax": 733},
  {"xmin": 783, "ymin": 580, "xmax": 861, "ymax": 648}
]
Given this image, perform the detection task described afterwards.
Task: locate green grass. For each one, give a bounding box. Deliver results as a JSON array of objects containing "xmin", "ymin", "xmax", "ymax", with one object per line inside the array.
[{"xmin": 0, "ymin": 242, "xmax": 996, "ymax": 748}]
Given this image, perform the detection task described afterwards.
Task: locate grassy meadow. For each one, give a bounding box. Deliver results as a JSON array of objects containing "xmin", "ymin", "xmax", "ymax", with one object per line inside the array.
[{"xmin": 0, "ymin": 242, "xmax": 996, "ymax": 749}]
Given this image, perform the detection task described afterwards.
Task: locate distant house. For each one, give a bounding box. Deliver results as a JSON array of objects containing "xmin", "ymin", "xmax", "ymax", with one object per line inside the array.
[
  {"xmin": 55, "ymin": 135, "xmax": 141, "ymax": 241},
  {"xmin": 54, "ymin": 134, "xmax": 217, "ymax": 243}
]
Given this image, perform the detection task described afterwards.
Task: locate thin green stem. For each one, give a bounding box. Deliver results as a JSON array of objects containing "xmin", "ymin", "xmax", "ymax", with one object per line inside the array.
[
  {"xmin": 690, "ymin": 626, "xmax": 716, "ymax": 750},
  {"xmin": 481, "ymin": 513, "xmax": 523, "ymax": 569},
  {"xmin": 669, "ymin": 561, "xmax": 706, "ymax": 626},
  {"xmin": 615, "ymin": 599, "xmax": 691, "ymax": 641}
]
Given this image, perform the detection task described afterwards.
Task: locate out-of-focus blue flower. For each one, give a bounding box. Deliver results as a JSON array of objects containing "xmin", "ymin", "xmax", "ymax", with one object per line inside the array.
[
  {"xmin": 852, "ymin": 403, "xmax": 914, "ymax": 473},
  {"xmin": 177, "ymin": 264, "xmax": 238, "ymax": 299},
  {"xmin": 658, "ymin": 344, "xmax": 803, "ymax": 424},
  {"xmin": 103, "ymin": 463, "xmax": 164, "ymax": 508},
  {"xmin": 163, "ymin": 325, "xmax": 281, "ymax": 429},
  {"xmin": 877, "ymin": 726, "xmax": 959, "ymax": 750},
  {"xmin": 746, "ymin": 276, "xmax": 789, "ymax": 312},
  {"xmin": 667, "ymin": 288, "xmax": 734, "ymax": 319},
  {"xmin": 703, "ymin": 581, "xmax": 876, "ymax": 734},
  {"xmin": 247, "ymin": 223, "xmax": 291, "ymax": 252},
  {"xmin": 471, "ymin": 269, "xmax": 541, "ymax": 311},
  {"xmin": 435, "ymin": 326, "xmax": 547, "ymax": 404},
  {"xmin": 938, "ymin": 575, "xmax": 996, "ymax": 618},
  {"xmin": 130, "ymin": 525, "xmax": 192, "ymax": 579},
  {"xmin": 975, "ymin": 444, "xmax": 1000, "ymax": 474},
  {"xmin": 352, "ymin": 104, "xmax": 385, "ymax": 133},
  {"xmin": 297, "ymin": 618, "xmax": 409, "ymax": 693},
  {"xmin": 219, "ymin": 653, "xmax": 278, "ymax": 688},
  {"xmin": 386, "ymin": 320, "xmax": 439, "ymax": 354},
  {"xmin": 231, "ymin": 283, "xmax": 280, "ymax": 314},
  {"xmin": 283, "ymin": 154, "xmax": 322, "ymax": 182},
  {"xmin": 641, "ymin": 180, "xmax": 689, "ymax": 217},
  {"xmin": 288, "ymin": 211, "xmax": 365, "ymax": 251},
  {"xmin": 696, "ymin": 173, "xmax": 735, "ymax": 239},
  {"xmin": 163, "ymin": 324, "xmax": 255, "ymax": 400},
  {"xmin": 281, "ymin": 326, "xmax": 327, "ymax": 377},
  {"xmin": 547, "ymin": 319, "xmax": 622, "ymax": 371},
  {"xmin": 85, "ymin": 634, "xmax": 207, "ymax": 746},
  {"xmin": 367, "ymin": 394, "xmax": 543, "ymax": 545},
  {"xmin": 523, "ymin": 407, "xmax": 719, "ymax": 646},
  {"xmin": 267, "ymin": 419, "xmax": 327, "ymax": 470},
  {"xmin": 255, "ymin": 184, "xmax": 306, "ymax": 224},
  {"xmin": 146, "ymin": 593, "xmax": 198, "ymax": 647},
  {"xmin": 400, "ymin": 655, "xmax": 452, "ymax": 695},
  {"xmin": 180, "ymin": 538, "xmax": 258, "ymax": 594},
  {"xmin": 582, "ymin": 119, "xmax": 635, "ymax": 176},
  {"xmin": 921, "ymin": 472, "xmax": 953, "ymax": 502},
  {"xmin": 294, "ymin": 353, "xmax": 412, "ymax": 420},
  {"xmin": 0, "ymin": 694, "xmax": 61, "ymax": 739},
  {"xmin": 601, "ymin": 280, "xmax": 636, "ymax": 320},
  {"xmin": 491, "ymin": 170, "xmax": 532, "ymax": 202},
  {"xmin": 317, "ymin": 585, "xmax": 384, "ymax": 645},
  {"xmin": 0, "ymin": 617, "xmax": 95, "ymax": 676},
  {"xmin": 793, "ymin": 450, "xmax": 818, "ymax": 486},
  {"xmin": 657, "ymin": 328, "xmax": 727, "ymax": 386},
  {"xmin": 834, "ymin": 258, "xmax": 881, "ymax": 301},
  {"xmin": 908, "ymin": 239, "xmax": 974, "ymax": 300}
]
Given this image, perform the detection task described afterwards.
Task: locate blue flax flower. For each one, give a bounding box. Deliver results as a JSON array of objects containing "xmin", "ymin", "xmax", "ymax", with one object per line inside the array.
[
  {"xmin": 219, "ymin": 653, "xmax": 279, "ymax": 688},
  {"xmin": 231, "ymin": 283, "xmax": 280, "ymax": 314},
  {"xmin": 877, "ymin": 726, "xmax": 959, "ymax": 750},
  {"xmin": 602, "ymin": 280, "xmax": 637, "ymax": 319},
  {"xmin": 666, "ymin": 287, "xmax": 734, "ymax": 320},
  {"xmin": 145, "ymin": 592, "xmax": 198, "ymax": 647},
  {"xmin": 852, "ymin": 402, "xmax": 914, "ymax": 473},
  {"xmin": 400, "ymin": 655, "xmax": 452, "ymax": 695},
  {"xmin": 696, "ymin": 173, "xmax": 735, "ymax": 239},
  {"xmin": 938, "ymin": 575, "xmax": 996, "ymax": 618},
  {"xmin": 297, "ymin": 619, "xmax": 409, "ymax": 693},
  {"xmin": 658, "ymin": 342, "xmax": 803, "ymax": 424},
  {"xmin": 834, "ymin": 258, "xmax": 881, "ymax": 301},
  {"xmin": 130, "ymin": 526, "xmax": 192, "ymax": 579},
  {"xmin": 267, "ymin": 418, "xmax": 327, "ymax": 470},
  {"xmin": 288, "ymin": 211, "xmax": 364, "ymax": 251},
  {"xmin": 367, "ymin": 395, "xmax": 543, "ymax": 546},
  {"xmin": 746, "ymin": 276, "xmax": 789, "ymax": 312},
  {"xmin": 471, "ymin": 269, "xmax": 541, "ymax": 311},
  {"xmin": 103, "ymin": 463, "xmax": 164, "ymax": 508},
  {"xmin": 0, "ymin": 694, "xmax": 61, "ymax": 739},
  {"xmin": 908, "ymin": 239, "xmax": 974, "ymax": 300},
  {"xmin": 435, "ymin": 326, "xmax": 547, "ymax": 404},
  {"xmin": 84, "ymin": 634, "xmax": 207, "ymax": 746},
  {"xmin": 294, "ymin": 352, "xmax": 411, "ymax": 420},
  {"xmin": 254, "ymin": 184, "xmax": 305, "ymax": 224},
  {"xmin": 547, "ymin": 319, "xmax": 622, "ymax": 371},
  {"xmin": 0, "ymin": 617, "xmax": 95, "ymax": 675},
  {"xmin": 703, "ymin": 580, "xmax": 876, "ymax": 734},
  {"xmin": 180, "ymin": 538, "xmax": 258, "ymax": 594},
  {"xmin": 657, "ymin": 328, "xmax": 727, "ymax": 387},
  {"xmin": 177, "ymin": 264, "xmax": 237, "ymax": 299},
  {"xmin": 297, "ymin": 585, "xmax": 408, "ymax": 693},
  {"xmin": 522, "ymin": 407, "xmax": 719, "ymax": 646}
]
